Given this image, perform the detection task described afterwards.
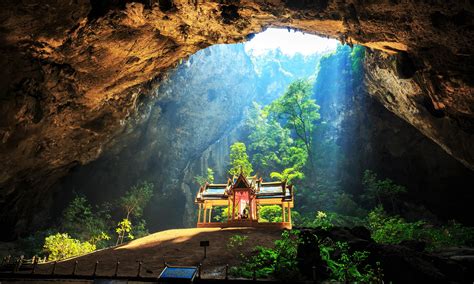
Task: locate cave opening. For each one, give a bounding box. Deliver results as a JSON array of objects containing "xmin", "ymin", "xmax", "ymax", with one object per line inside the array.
[
  {"xmin": 41, "ymin": 27, "xmax": 473, "ymax": 259},
  {"xmin": 1, "ymin": 2, "xmax": 474, "ymax": 280}
]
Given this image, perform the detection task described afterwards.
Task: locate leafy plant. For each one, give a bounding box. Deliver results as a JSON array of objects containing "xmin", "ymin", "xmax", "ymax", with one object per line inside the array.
[
  {"xmin": 120, "ymin": 181, "xmax": 154, "ymax": 220},
  {"xmin": 319, "ymin": 240, "xmax": 383, "ymax": 283},
  {"xmin": 43, "ymin": 233, "xmax": 95, "ymax": 261},
  {"xmin": 194, "ymin": 168, "xmax": 215, "ymax": 186},
  {"xmin": 230, "ymin": 230, "xmax": 301, "ymax": 280},
  {"xmin": 228, "ymin": 142, "xmax": 253, "ymax": 176},
  {"xmin": 270, "ymin": 167, "xmax": 304, "ymax": 183},
  {"xmin": 227, "ymin": 234, "xmax": 248, "ymax": 250},
  {"xmin": 362, "ymin": 170, "xmax": 406, "ymax": 212},
  {"xmin": 313, "ymin": 211, "xmax": 333, "ymax": 230},
  {"xmin": 368, "ymin": 206, "xmax": 474, "ymax": 249},
  {"xmin": 258, "ymin": 205, "xmax": 283, "ymax": 223},
  {"xmin": 115, "ymin": 218, "xmax": 134, "ymax": 245},
  {"xmin": 227, "ymin": 234, "xmax": 249, "ymax": 264},
  {"xmin": 61, "ymin": 195, "xmax": 112, "ymax": 245},
  {"xmin": 367, "ymin": 205, "xmax": 425, "ymax": 244},
  {"xmin": 267, "ymin": 79, "xmax": 321, "ymax": 163}
]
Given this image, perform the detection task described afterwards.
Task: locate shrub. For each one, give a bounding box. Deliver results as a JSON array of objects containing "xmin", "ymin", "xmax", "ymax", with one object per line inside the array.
[
  {"xmin": 43, "ymin": 233, "xmax": 95, "ymax": 261},
  {"xmin": 319, "ymin": 240, "xmax": 383, "ymax": 283},
  {"xmin": 312, "ymin": 211, "xmax": 333, "ymax": 230},
  {"xmin": 230, "ymin": 230, "xmax": 300, "ymax": 280},
  {"xmin": 258, "ymin": 205, "xmax": 282, "ymax": 222},
  {"xmin": 367, "ymin": 206, "xmax": 424, "ymax": 244}
]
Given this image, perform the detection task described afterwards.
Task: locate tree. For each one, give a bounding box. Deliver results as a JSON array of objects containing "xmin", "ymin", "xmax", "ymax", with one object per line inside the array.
[
  {"xmin": 246, "ymin": 102, "xmax": 306, "ymax": 183},
  {"xmin": 267, "ymin": 79, "xmax": 321, "ymax": 163},
  {"xmin": 270, "ymin": 167, "xmax": 304, "ymax": 184},
  {"xmin": 362, "ymin": 170, "xmax": 407, "ymax": 212},
  {"xmin": 120, "ymin": 181, "xmax": 154, "ymax": 220},
  {"xmin": 116, "ymin": 181, "xmax": 154, "ymax": 245},
  {"xmin": 61, "ymin": 195, "xmax": 112, "ymax": 247},
  {"xmin": 228, "ymin": 142, "xmax": 253, "ymax": 176},
  {"xmin": 116, "ymin": 219, "xmax": 134, "ymax": 245},
  {"xmin": 194, "ymin": 167, "xmax": 215, "ymax": 186}
]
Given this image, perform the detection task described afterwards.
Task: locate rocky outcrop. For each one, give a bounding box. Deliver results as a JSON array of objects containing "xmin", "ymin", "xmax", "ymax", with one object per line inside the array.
[
  {"xmin": 0, "ymin": 0, "xmax": 473, "ymax": 238},
  {"xmin": 51, "ymin": 44, "xmax": 259, "ymax": 232}
]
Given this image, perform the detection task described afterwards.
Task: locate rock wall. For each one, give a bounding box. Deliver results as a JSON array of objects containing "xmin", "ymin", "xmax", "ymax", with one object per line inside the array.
[
  {"xmin": 313, "ymin": 46, "xmax": 474, "ymax": 224},
  {"xmin": 51, "ymin": 43, "xmax": 322, "ymax": 232},
  {"xmin": 51, "ymin": 44, "xmax": 259, "ymax": 232}
]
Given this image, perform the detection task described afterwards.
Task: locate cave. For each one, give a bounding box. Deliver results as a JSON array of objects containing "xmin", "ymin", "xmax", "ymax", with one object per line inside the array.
[{"xmin": 0, "ymin": 1, "xmax": 473, "ymax": 283}]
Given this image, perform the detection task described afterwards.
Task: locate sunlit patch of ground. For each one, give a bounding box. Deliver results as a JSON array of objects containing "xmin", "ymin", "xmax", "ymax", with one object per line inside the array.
[{"xmin": 33, "ymin": 227, "xmax": 283, "ymax": 279}]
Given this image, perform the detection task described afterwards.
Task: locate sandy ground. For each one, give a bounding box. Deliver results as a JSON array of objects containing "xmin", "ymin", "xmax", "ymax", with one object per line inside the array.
[{"xmin": 30, "ymin": 227, "xmax": 283, "ymax": 279}]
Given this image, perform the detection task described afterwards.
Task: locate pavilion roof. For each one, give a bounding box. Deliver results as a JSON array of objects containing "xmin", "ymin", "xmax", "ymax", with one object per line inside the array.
[{"xmin": 195, "ymin": 174, "xmax": 293, "ymax": 203}]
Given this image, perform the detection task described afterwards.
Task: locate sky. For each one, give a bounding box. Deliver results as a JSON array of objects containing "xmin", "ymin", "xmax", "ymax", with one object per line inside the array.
[{"xmin": 244, "ymin": 28, "xmax": 339, "ymax": 56}]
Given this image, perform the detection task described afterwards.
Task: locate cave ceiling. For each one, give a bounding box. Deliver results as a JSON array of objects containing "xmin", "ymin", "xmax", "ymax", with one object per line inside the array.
[{"xmin": 0, "ymin": 0, "xmax": 473, "ymax": 238}]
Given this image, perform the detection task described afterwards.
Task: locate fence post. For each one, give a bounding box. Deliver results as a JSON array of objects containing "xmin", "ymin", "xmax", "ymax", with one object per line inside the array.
[
  {"xmin": 72, "ymin": 260, "xmax": 78, "ymax": 275},
  {"xmin": 51, "ymin": 261, "xmax": 57, "ymax": 275},
  {"xmin": 114, "ymin": 260, "xmax": 120, "ymax": 277},
  {"xmin": 225, "ymin": 264, "xmax": 229, "ymax": 280},
  {"xmin": 252, "ymin": 268, "xmax": 256, "ymax": 281},
  {"xmin": 312, "ymin": 265, "xmax": 316, "ymax": 282},
  {"xmin": 198, "ymin": 263, "xmax": 202, "ymax": 279},
  {"xmin": 93, "ymin": 260, "xmax": 99, "ymax": 276},
  {"xmin": 31, "ymin": 256, "xmax": 38, "ymax": 274},
  {"xmin": 16, "ymin": 255, "xmax": 24, "ymax": 273},
  {"xmin": 137, "ymin": 261, "xmax": 142, "ymax": 277}
]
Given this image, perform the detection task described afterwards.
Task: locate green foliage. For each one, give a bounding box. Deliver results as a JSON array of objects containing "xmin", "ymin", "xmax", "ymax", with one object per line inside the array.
[
  {"xmin": 194, "ymin": 168, "xmax": 214, "ymax": 186},
  {"xmin": 267, "ymin": 79, "xmax": 320, "ymax": 157},
  {"xmin": 368, "ymin": 206, "xmax": 474, "ymax": 249},
  {"xmin": 320, "ymin": 240, "xmax": 383, "ymax": 283},
  {"xmin": 362, "ymin": 170, "xmax": 406, "ymax": 212},
  {"xmin": 132, "ymin": 219, "xmax": 150, "ymax": 239},
  {"xmin": 350, "ymin": 45, "xmax": 365, "ymax": 83},
  {"xmin": 270, "ymin": 167, "xmax": 304, "ymax": 183},
  {"xmin": 368, "ymin": 206, "xmax": 425, "ymax": 244},
  {"xmin": 228, "ymin": 142, "xmax": 253, "ymax": 176},
  {"xmin": 230, "ymin": 230, "xmax": 301, "ymax": 280},
  {"xmin": 211, "ymin": 206, "xmax": 229, "ymax": 222},
  {"xmin": 227, "ymin": 234, "xmax": 248, "ymax": 250},
  {"xmin": 120, "ymin": 181, "xmax": 154, "ymax": 219},
  {"xmin": 422, "ymin": 221, "xmax": 474, "ymax": 249},
  {"xmin": 89, "ymin": 232, "xmax": 111, "ymax": 246},
  {"xmin": 61, "ymin": 195, "xmax": 112, "ymax": 245},
  {"xmin": 43, "ymin": 233, "xmax": 95, "ymax": 261},
  {"xmin": 313, "ymin": 211, "xmax": 333, "ymax": 230},
  {"xmin": 258, "ymin": 205, "xmax": 282, "ymax": 223},
  {"xmin": 115, "ymin": 218, "xmax": 134, "ymax": 245}
]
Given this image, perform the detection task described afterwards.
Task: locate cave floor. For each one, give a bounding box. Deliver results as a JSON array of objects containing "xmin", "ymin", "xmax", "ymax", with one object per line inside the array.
[{"xmin": 32, "ymin": 227, "xmax": 283, "ymax": 279}]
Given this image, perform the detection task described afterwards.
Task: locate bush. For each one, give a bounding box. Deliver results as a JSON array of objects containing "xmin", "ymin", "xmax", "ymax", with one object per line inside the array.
[
  {"xmin": 367, "ymin": 206, "xmax": 424, "ymax": 244},
  {"xmin": 319, "ymin": 240, "xmax": 383, "ymax": 282},
  {"xmin": 258, "ymin": 205, "xmax": 282, "ymax": 222},
  {"xmin": 312, "ymin": 211, "xmax": 332, "ymax": 230},
  {"xmin": 43, "ymin": 233, "xmax": 95, "ymax": 261},
  {"xmin": 230, "ymin": 230, "xmax": 300, "ymax": 280}
]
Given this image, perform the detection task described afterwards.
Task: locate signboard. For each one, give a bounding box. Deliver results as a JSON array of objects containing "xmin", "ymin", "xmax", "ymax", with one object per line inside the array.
[
  {"xmin": 200, "ymin": 241, "xmax": 209, "ymax": 247},
  {"xmin": 158, "ymin": 266, "xmax": 197, "ymax": 281}
]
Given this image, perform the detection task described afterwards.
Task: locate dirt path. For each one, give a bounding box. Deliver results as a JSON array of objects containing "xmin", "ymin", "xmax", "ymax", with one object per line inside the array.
[{"xmin": 33, "ymin": 227, "xmax": 283, "ymax": 279}]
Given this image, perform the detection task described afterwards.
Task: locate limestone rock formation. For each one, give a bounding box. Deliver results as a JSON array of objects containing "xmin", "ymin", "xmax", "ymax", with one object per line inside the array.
[{"xmin": 0, "ymin": 0, "xmax": 473, "ymax": 238}]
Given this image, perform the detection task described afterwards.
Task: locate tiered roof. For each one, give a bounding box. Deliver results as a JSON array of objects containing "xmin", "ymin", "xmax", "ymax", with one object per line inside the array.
[{"xmin": 195, "ymin": 173, "xmax": 293, "ymax": 203}]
